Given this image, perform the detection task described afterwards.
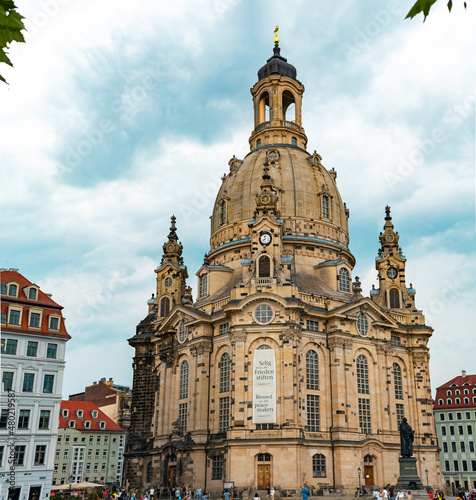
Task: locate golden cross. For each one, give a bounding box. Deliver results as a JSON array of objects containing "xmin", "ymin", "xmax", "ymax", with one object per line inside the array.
[{"xmin": 274, "ymin": 26, "xmax": 279, "ymax": 45}]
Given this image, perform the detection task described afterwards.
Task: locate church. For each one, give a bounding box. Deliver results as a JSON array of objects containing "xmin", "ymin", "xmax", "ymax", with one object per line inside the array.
[{"xmin": 124, "ymin": 37, "xmax": 441, "ymax": 495}]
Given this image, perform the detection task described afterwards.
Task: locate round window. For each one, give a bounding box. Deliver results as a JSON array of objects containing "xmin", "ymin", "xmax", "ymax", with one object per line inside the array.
[
  {"xmin": 387, "ymin": 267, "xmax": 397, "ymax": 279},
  {"xmin": 178, "ymin": 322, "xmax": 188, "ymax": 343},
  {"xmin": 165, "ymin": 277, "xmax": 172, "ymax": 287},
  {"xmin": 267, "ymin": 150, "xmax": 278, "ymax": 162},
  {"xmin": 254, "ymin": 304, "xmax": 274, "ymax": 324},
  {"xmin": 356, "ymin": 313, "xmax": 368, "ymax": 336}
]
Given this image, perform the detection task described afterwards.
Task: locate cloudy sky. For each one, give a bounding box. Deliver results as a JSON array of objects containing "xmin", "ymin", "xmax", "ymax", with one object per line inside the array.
[{"xmin": 0, "ymin": 0, "xmax": 474, "ymax": 398}]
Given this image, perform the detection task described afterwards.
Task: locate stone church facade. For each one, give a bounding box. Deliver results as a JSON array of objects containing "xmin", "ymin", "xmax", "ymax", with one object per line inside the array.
[{"xmin": 124, "ymin": 44, "xmax": 442, "ymax": 494}]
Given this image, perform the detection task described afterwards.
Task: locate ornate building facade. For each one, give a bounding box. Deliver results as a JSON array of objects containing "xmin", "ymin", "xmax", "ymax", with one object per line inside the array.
[{"xmin": 124, "ymin": 44, "xmax": 441, "ymax": 494}]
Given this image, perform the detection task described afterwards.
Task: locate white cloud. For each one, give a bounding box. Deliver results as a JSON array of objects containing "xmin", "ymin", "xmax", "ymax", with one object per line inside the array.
[{"xmin": 1, "ymin": 0, "xmax": 474, "ymax": 398}]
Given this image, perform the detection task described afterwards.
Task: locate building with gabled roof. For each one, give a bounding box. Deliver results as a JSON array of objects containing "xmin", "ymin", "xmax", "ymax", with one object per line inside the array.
[
  {"xmin": 53, "ymin": 401, "xmax": 126, "ymax": 488},
  {"xmin": 0, "ymin": 268, "xmax": 71, "ymax": 500},
  {"xmin": 433, "ymin": 371, "xmax": 476, "ymax": 492}
]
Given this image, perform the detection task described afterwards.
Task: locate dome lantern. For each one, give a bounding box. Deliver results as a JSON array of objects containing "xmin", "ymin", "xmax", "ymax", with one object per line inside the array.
[{"xmin": 250, "ymin": 41, "xmax": 307, "ymax": 151}]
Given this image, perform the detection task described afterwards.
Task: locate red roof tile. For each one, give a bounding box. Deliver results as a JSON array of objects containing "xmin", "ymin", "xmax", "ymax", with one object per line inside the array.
[{"xmin": 59, "ymin": 400, "xmax": 124, "ymax": 432}]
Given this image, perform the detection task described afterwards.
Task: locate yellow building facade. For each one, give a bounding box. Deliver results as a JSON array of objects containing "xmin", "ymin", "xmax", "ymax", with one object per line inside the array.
[{"xmin": 124, "ymin": 44, "xmax": 441, "ymax": 495}]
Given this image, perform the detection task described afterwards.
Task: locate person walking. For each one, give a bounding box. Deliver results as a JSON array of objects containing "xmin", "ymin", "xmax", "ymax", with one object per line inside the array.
[{"xmin": 301, "ymin": 485, "xmax": 310, "ymax": 500}]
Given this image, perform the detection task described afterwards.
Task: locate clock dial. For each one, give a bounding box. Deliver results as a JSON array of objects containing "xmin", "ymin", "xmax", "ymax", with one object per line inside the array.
[
  {"xmin": 260, "ymin": 194, "xmax": 271, "ymax": 205},
  {"xmin": 386, "ymin": 234, "xmax": 394, "ymax": 242},
  {"xmin": 167, "ymin": 244, "xmax": 174, "ymax": 252},
  {"xmin": 259, "ymin": 232, "xmax": 272, "ymax": 246}
]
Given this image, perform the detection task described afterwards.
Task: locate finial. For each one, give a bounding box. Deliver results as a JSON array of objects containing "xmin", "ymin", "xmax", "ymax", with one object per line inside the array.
[
  {"xmin": 274, "ymin": 26, "xmax": 279, "ymax": 45},
  {"xmin": 170, "ymin": 215, "xmax": 177, "ymax": 232},
  {"xmin": 385, "ymin": 205, "xmax": 392, "ymax": 221}
]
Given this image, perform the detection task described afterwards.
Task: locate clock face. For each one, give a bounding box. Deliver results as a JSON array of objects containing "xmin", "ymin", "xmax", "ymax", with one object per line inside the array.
[
  {"xmin": 386, "ymin": 234, "xmax": 394, "ymax": 242},
  {"xmin": 259, "ymin": 232, "xmax": 272, "ymax": 246},
  {"xmin": 260, "ymin": 194, "xmax": 271, "ymax": 205},
  {"xmin": 167, "ymin": 244, "xmax": 174, "ymax": 252},
  {"xmin": 387, "ymin": 267, "xmax": 398, "ymax": 279}
]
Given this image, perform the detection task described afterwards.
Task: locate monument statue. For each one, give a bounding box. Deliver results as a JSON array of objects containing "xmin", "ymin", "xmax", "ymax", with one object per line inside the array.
[{"xmin": 399, "ymin": 417, "xmax": 414, "ymax": 457}]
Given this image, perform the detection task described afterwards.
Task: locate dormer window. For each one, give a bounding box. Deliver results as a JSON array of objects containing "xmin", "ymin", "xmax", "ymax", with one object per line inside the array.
[
  {"xmin": 1, "ymin": 283, "xmax": 6, "ymax": 295},
  {"xmin": 28, "ymin": 288, "xmax": 37, "ymax": 300},
  {"xmin": 84, "ymin": 420, "xmax": 91, "ymax": 429},
  {"xmin": 99, "ymin": 421, "xmax": 106, "ymax": 430},
  {"xmin": 91, "ymin": 410, "xmax": 98, "ymax": 419},
  {"xmin": 322, "ymin": 195, "xmax": 329, "ymax": 219},
  {"xmin": 338, "ymin": 268, "xmax": 350, "ymax": 292},
  {"xmin": 76, "ymin": 410, "xmax": 83, "ymax": 418},
  {"xmin": 29, "ymin": 311, "xmax": 41, "ymax": 328},
  {"xmin": 49, "ymin": 316, "xmax": 60, "ymax": 331},
  {"xmin": 62, "ymin": 409, "xmax": 69, "ymax": 418},
  {"xmin": 220, "ymin": 200, "xmax": 227, "ymax": 226},
  {"xmin": 8, "ymin": 284, "xmax": 18, "ymax": 297},
  {"xmin": 438, "ymin": 399, "xmax": 443, "ymax": 405},
  {"xmin": 68, "ymin": 420, "xmax": 75, "ymax": 428},
  {"xmin": 199, "ymin": 274, "xmax": 208, "ymax": 298}
]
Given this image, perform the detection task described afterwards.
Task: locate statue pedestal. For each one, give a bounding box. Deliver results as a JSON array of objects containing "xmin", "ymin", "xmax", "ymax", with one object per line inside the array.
[{"xmin": 395, "ymin": 457, "xmax": 424, "ymax": 492}]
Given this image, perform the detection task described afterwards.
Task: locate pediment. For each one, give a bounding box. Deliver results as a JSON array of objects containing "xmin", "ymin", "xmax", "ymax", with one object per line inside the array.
[
  {"xmin": 158, "ymin": 304, "xmax": 210, "ymax": 333},
  {"xmin": 331, "ymin": 297, "xmax": 398, "ymax": 327}
]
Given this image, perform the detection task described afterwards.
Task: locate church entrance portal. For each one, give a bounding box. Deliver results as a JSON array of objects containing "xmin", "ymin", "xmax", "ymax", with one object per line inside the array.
[
  {"xmin": 364, "ymin": 466, "xmax": 374, "ymax": 486},
  {"xmin": 258, "ymin": 465, "xmax": 271, "ymax": 489},
  {"xmin": 169, "ymin": 466, "xmax": 176, "ymax": 488}
]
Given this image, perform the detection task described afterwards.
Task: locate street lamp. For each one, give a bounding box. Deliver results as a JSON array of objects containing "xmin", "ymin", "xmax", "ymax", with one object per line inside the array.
[
  {"xmin": 425, "ymin": 469, "xmax": 429, "ymax": 490},
  {"xmin": 358, "ymin": 467, "xmax": 361, "ymax": 492}
]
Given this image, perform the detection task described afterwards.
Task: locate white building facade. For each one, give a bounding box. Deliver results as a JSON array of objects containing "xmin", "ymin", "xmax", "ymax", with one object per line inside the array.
[{"xmin": 0, "ymin": 269, "xmax": 70, "ymax": 500}]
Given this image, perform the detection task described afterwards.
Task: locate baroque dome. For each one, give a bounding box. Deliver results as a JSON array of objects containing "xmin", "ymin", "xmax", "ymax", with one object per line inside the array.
[{"xmin": 211, "ymin": 145, "xmax": 350, "ymax": 253}]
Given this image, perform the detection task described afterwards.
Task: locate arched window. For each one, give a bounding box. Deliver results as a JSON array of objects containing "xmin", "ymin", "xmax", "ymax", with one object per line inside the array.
[
  {"xmin": 178, "ymin": 321, "xmax": 188, "ymax": 343},
  {"xmin": 312, "ymin": 454, "xmax": 326, "ymax": 478},
  {"xmin": 282, "ymin": 90, "xmax": 295, "ymax": 121},
  {"xmin": 356, "ymin": 314, "xmax": 368, "ymax": 336},
  {"xmin": 160, "ymin": 297, "xmax": 170, "ymax": 317},
  {"xmin": 258, "ymin": 255, "xmax": 271, "ymax": 277},
  {"xmin": 455, "ymin": 390, "xmax": 460, "ymax": 395},
  {"xmin": 180, "ymin": 361, "xmax": 189, "ymax": 400},
  {"xmin": 256, "ymin": 139, "xmax": 262, "ymax": 148},
  {"xmin": 447, "ymin": 398, "xmax": 452, "ymax": 404},
  {"xmin": 364, "ymin": 455, "xmax": 373, "ymax": 463},
  {"xmin": 220, "ymin": 200, "xmax": 227, "ymax": 226},
  {"xmin": 357, "ymin": 355, "xmax": 369, "ymax": 394},
  {"xmin": 338, "ymin": 268, "xmax": 350, "ymax": 292},
  {"xmin": 322, "ymin": 195, "xmax": 329, "ymax": 218},
  {"xmin": 258, "ymin": 91, "xmax": 270, "ymax": 123},
  {"xmin": 306, "ymin": 350, "xmax": 319, "ymax": 390},
  {"xmin": 199, "ymin": 274, "xmax": 208, "ymax": 298},
  {"xmin": 8, "ymin": 284, "xmax": 17, "ymax": 296},
  {"xmin": 220, "ymin": 353, "xmax": 230, "ymax": 393},
  {"xmin": 464, "ymin": 397, "xmax": 469, "ymax": 404},
  {"xmin": 393, "ymin": 363, "xmax": 403, "ymax": 400},
  {"xmin": 389, "ymin": 288, "xmax": 400, "ymax": 308},
  {"xmin": 146, "ymin": 461, "xmax": 153, "ymax": 482},
  {"xmin": 291, "ymin": 137, "xmax": 297, "ymax": 146},
  {"xmin": 438, "ymin": 399, "xmax": 443, "ymax": 405},
  {"xmin": 455, "ymin": 398, "xmax": 461, "ymax": 404}
]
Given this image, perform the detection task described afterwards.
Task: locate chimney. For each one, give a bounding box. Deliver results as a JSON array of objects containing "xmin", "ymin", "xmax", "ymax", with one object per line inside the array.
[{"xmin": 462, "ymin": 370, "xmax": 466, "ymax": 378}]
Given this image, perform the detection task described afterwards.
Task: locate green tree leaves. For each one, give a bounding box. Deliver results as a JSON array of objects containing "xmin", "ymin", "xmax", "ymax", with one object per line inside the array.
[
  {"xmin": 0, "ymin": 0, "xmax": 26, "ymax": 83},
  {"xmin": 406, "ymin": 0, "xmax": 468, "ymax": 20}
]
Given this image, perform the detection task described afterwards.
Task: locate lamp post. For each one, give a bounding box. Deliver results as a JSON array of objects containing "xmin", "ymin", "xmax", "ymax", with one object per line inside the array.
[
  {"xmin": 425, "ymin": 469, "xmax": 429, "ymax": 490},
  {"xmin": 358, "ymin": 467, "xmax": 361, "ymax": 492}
]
